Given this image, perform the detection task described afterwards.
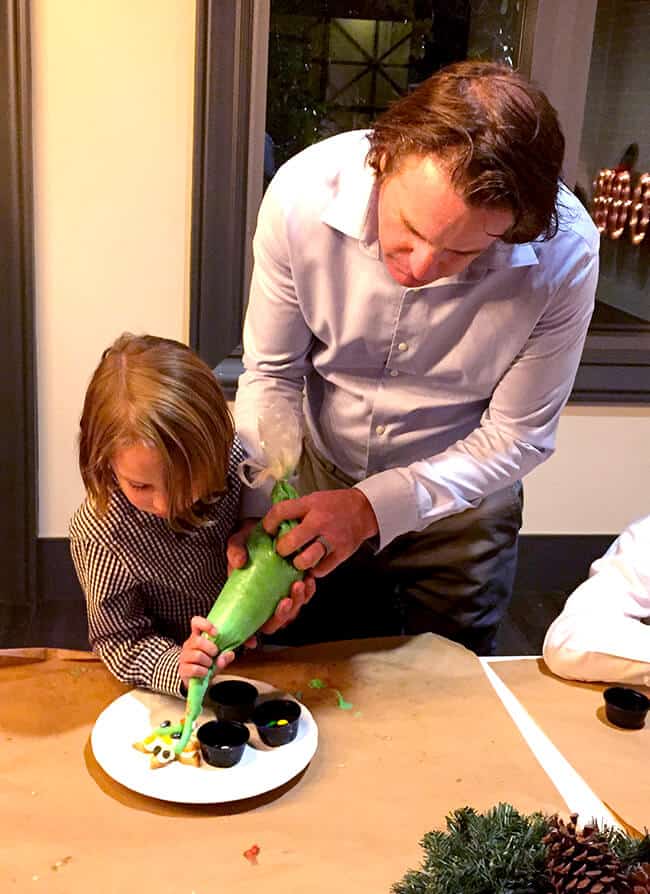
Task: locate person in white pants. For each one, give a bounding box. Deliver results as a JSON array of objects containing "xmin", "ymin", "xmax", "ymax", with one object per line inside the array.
[{"xmin": 543, "ymin": 515, "xmax": 650, "ymax": 686}]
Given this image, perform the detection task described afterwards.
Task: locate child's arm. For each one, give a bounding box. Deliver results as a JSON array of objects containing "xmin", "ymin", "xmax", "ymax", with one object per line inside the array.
[
  {"xmin": 71, "ymin": 538, "xmax": 187, "ymax": 696},
  {"xmin": 543, "ymin": 518, "xmax": 650, "ymax": 685}
]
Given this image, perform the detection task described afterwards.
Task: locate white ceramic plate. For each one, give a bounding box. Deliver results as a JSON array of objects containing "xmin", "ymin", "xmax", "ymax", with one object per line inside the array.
[{"xmin": 90, "ymin": 674, "xmax": 318, "ymax": 803}]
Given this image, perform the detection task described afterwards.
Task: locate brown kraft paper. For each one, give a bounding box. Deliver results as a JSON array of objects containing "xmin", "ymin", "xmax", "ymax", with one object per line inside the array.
[
  {"xmin": 0, "ymin": 635, "xmax": 568, "ymax": 893},
  {"xmin": 492, "ymin": 658, "xmax": 650, "ymax": 834}
]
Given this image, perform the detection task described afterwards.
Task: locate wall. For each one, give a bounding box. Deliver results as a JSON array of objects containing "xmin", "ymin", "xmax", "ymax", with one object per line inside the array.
[
  {"xmin": 522, "ymin": 404, "xmax": 650, "ymax": 534},
  {"xmin": 32, "ymin": 0, "xmax": 196, "ymax": 537}
]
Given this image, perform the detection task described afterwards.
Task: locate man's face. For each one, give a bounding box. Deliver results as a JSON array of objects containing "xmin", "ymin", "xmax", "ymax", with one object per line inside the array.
[{"xmin": 377, "ymin": 154, "xmax": 514, "ymax": 288}]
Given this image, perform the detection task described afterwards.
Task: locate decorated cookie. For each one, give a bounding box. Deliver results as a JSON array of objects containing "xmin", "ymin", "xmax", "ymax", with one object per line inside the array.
[
  {"xmin": 133, "ymin": 719, "xmax": 200, "ymax": 769},
  {"xmin": 177, "ymin": 735, "xmax": 200, "ymax": 767}
]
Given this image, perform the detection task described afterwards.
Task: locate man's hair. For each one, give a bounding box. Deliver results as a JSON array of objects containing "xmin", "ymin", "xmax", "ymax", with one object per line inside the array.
[
  {"xmin": 79, "ymin": 332, "xmax": 234, "ymax": 529},
  {"xmin": 366, "ymin": 60, "xmax": 565, "ymax": 243}
]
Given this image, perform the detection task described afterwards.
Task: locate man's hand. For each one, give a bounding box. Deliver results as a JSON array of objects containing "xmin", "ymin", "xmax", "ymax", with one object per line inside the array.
[
  {"xmin": 226, "ymin": 518, "xmax": 259, "ymax": 573},
  {"xmin": 259, "ymin": 575, "xmax": 317, "ymax": 634},
  {"xmin": 262, "ymin": 488, "xmax": 379, "ymax": 577},
  {"xmin": 179, "ymin": 616, "xmax": 236, "ymax": 688},
  {"xmin": 225, "ymin": 518, "xmax": 318, "ymax": 635}
]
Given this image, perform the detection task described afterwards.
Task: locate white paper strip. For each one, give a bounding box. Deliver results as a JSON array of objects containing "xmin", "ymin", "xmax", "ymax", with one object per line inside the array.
[{"xmin": 481, "ymin": 657, "xmax": 620, "ymax": 829}]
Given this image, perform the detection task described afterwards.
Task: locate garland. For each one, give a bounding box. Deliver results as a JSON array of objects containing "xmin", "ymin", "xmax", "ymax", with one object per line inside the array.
[{"xmin": 392, "ymin": 804, "xmax": 650, "ymax": 894}]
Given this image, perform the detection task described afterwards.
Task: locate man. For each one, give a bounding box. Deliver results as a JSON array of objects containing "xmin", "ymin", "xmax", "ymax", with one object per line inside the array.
[
  {"xmin": 544, "ymin": 515, "xmax": 650, "ymax": 685},
  {"xmin": 232, "ymin": 61, "xmax": 599, "ymax": 655}
]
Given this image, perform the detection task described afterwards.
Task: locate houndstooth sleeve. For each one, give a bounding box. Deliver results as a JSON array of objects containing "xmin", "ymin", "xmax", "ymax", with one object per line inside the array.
[{"xmin": 70, "ymin": 537, "xmax": 184, "ymax": 697}]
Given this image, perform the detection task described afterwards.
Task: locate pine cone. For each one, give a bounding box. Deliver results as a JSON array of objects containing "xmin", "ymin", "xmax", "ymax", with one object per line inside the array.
[
  {"xmin": 626, "ymin": 863, "xmax": 650, "ymax": 894},
  {"xmin": 543, "ymin": 814, "xmax": 631, "ymax": 894}
]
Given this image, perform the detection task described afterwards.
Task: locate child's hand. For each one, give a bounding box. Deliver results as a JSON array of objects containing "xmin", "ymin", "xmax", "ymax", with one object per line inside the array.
[{"xmin": 179, "ymin": 616, "xmax": 236, "ymax": 688}]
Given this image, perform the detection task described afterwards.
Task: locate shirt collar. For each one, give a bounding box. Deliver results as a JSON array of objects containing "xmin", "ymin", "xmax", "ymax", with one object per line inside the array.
[
  {"xmin": 473, "ymin": 240, "xmax": 540, "ymax": 271},
  {"xmin": 320, "ymin": 134, "xmax": 381, "ymax": 257}
]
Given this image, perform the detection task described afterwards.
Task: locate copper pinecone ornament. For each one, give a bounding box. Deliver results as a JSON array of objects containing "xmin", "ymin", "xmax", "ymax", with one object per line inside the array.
[
  {"xmin": 543, "ymin": 814, "xmax": 630, "ymax": 893},
  {"xmin": 626, "ymin": 863, "xmax": 650, "ymax": 894}
]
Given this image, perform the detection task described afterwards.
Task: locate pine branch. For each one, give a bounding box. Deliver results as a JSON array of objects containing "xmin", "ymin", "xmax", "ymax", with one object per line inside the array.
[
  {"xmin": 601, "ymin": 825, "xmax": 650, "ymax": 867},
  {"xmin": 392, "ymin": 804, "xmax": 650, "ymax": 894},
  {"xmin": 392, "ymin": 803, "xmax": 550, "ymax": 894}
]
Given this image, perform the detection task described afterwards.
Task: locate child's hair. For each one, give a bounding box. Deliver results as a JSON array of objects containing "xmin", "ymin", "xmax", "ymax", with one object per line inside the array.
[{"xmin": 79, "ymin": 333, "xmax": 234, "ymax": 529}]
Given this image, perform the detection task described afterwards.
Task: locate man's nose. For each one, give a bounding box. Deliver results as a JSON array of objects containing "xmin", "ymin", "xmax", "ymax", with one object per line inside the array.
[{"xmin": 410, "ymin": 243, "xmax": 440, "ymax": 282}]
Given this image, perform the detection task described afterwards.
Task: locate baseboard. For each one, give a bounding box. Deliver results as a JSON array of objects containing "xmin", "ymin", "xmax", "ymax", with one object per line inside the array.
[
  {"xmin": 515, "ymin": 533, "xmax": 613, "ymax": 593},
  {"xmin": 28, "ymin": 537, "xmax": 88, "ymax": 649},
  {"xmin": 38, "ymin": 537, "xmax": 84, "ymax": 602}
]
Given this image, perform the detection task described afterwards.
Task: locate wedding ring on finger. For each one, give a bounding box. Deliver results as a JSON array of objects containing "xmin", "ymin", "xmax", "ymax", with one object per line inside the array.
[{"xmin": 315, "ymin": 534, "xmax": 333, "ymax": 560}]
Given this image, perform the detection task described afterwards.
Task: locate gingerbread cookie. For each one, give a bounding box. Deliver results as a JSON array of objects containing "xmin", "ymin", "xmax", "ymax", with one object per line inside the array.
[{"xmin": 133, "ymin": 718, "xmax": 200, "ymax": 769}]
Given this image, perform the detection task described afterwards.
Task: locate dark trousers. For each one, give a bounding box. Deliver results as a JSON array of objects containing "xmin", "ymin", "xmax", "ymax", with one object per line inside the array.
[{"xmin": 268, "ymin": 437, "xmax": 523, "ymax": 656}]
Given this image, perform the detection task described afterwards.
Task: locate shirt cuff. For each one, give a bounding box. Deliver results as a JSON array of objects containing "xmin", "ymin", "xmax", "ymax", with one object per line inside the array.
[
  {"xmin": 354, "ymin": 468, "xmax": 420, "ymax": 551},
  {"xmin": 150, "ymin": 644, "xmax": 184, "ymax": 698}
]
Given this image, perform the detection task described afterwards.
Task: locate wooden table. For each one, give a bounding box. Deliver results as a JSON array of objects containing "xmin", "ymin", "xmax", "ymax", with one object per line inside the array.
[{"xmin": 0, "ymin": 635, "xmax": 568, "ymax": 893}]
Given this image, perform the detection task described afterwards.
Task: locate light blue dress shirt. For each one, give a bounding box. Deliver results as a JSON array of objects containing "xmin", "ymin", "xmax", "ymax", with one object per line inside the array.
[{"xmin": 236, "ymin": 131, "xmax": 600, "ymax": 550}]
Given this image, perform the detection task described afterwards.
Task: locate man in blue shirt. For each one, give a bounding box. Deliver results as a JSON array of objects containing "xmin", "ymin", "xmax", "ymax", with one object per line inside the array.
[{"xmin": 233, "ymin": 61, "xmax": 599, "ymax": 654}]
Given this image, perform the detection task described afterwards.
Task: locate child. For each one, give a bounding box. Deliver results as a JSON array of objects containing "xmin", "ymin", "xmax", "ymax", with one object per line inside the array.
[
  {"xmin": 70, "ymin": 333, "xmax": 307, "ymax": 697},
  {"xmin": 543, "ymin": 514, "xmax": 650, "ymax": 686}
]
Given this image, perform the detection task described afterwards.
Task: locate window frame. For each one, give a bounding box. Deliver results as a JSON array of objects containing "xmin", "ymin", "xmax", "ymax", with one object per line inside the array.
[
  {"xmin": 190, "ymin": 0, "xmax": 257, "ymax": 369},
  {"xmin": 191, "ymin": 0, "xmax": 650, "ymax": 403},
  {"xmin": 0, "ymin": 0, "xmax": 37, "ymax": 640}
]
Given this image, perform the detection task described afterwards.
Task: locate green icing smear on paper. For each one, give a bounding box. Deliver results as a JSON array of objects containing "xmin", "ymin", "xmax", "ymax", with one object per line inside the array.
[
  {"xmin": 307, "ymin": 678, "xmax": 353, "ymax": 710},
  {"xmin": 332, "ymin": 689, "xmax": 353, "ymax": 710}
]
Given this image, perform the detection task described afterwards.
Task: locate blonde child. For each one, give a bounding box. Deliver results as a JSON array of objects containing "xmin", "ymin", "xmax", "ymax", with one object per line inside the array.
[{"xmin": 70, "ymin": 333, "xmax": 310, "ymax": 697}]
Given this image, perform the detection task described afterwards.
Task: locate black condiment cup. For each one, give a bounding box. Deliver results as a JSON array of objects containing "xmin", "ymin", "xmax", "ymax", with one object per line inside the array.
[
  {"xmin": 252, "ymin": 698, "xmax": 301, "ymax": 747},
  {"xmin": 196, "ymin": 720, "xmax": 250, "ymax": 767},
  {"xmin": 603, "ymin": 686, "xmax": 650, "ymax": 729},
  {"xmin": 208, "ymin": 680, "xmax": 259, "ymax": 723}
]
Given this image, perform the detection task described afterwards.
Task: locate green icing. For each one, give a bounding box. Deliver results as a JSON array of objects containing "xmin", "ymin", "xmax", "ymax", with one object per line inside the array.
[
  {"xmin": 152, "ymin": 722, "xmax": 183, "ymax": 738},
  {"xmin": 175, "ymin": 478, "xmax": 302, "ymax": 755},
  {"xmin": 332, "ymin": 689, "xmax": 353, "ymax": 710}
]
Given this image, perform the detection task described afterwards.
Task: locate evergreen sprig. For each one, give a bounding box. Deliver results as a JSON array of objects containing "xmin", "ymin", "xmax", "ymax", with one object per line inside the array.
[
  {"xmin": 392, "ymin": 803, "xmax": 650, "ymax": 894},
  {"xmin": 392, "ymin": 803, "xmax": 550, "ymax": 894},
  {"xmin": 601, "ymin": 824, "xmax": 650, "ymax": 867}
]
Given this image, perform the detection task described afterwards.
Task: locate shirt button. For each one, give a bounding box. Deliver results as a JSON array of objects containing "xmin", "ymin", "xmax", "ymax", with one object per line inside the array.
[
  {"xmin": 375, "ymin": 424, "xmax": 386, "ymax": 435},
  {"xmin": 398, "ymin": 342, "xmax": 408, "ymax": 351}
]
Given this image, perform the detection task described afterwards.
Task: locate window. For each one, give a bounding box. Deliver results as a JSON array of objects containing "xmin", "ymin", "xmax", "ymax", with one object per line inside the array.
[
  {"xmin": 569, "ymin": 0, "xmax": 650, "ymax": 400},
  {"xmin": 192, "ymin": 0, "xmax": 650, "ymax": 402},
  {"xmin": 265, "ymin": 2, "xmax": 527, "ymax": 175}
]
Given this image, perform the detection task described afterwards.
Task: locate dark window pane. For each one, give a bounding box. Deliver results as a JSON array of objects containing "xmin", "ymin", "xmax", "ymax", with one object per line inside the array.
[
  {"xmin": 265, "ymin": 0, "xmax": 527, "ymax": 172},
  {"xmin": 578, "ymin": 0, "xmax": 650, "ymax": 326}
]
